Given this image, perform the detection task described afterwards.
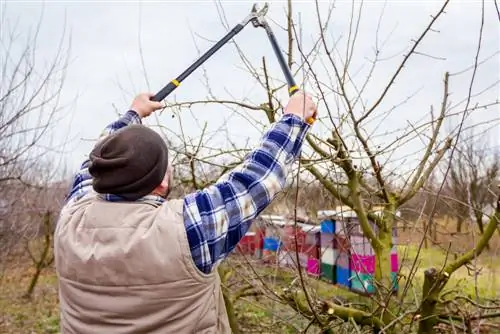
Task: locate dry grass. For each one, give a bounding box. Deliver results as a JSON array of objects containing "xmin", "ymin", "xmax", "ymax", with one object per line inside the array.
[
  {"xmin": 1, "ymin": 237, "xmax": 498, "ymax": 334},
  {"xmin": 0, "ymin": 262, "xmax": 59, "ymax": 334}
]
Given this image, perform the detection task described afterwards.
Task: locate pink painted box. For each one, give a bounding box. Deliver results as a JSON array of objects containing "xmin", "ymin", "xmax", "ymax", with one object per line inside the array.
[
  {"xmin": 350, "ymin": 254, "xmax": 399, "ymax": 274},
  {"xmin": 391, "ymin": 253, "xmax": 399, "ymax": 272},
  {"xmin": 307, "ymin": 258, "xmax": 320, "ymax": 276}
]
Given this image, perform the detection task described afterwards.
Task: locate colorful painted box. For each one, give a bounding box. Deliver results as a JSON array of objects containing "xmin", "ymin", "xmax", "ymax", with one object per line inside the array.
[
  {"xmin": 262, "ymin": 237, "xmax": 280, "ymax": 263},
  {"xmin": 321, "ymin": 262, "xmax": 335, "ymax": 282},
  {"xmin": 350, "ymin": 254, "xmax": 375, "ymax": 274},
  {"xmin": 236, "ymin": 232, "xmax": 256, "ymax": 255},
  {"xmin": 320, "ymin": 247, "xmax": 336, "ymax": 265},
  {"xmin": 263, "ymin": 237, "xmax": 280, "ymax": 251},
  {"xmin": 336, "ymin": 265, "xmax": 351, "ymax": 288},
  {"xmin": 320, "ymin": 233, "xmax": 335, "ymax": 248},
  {"xmin": 278, "ymin": 251, "xmax": 295, "ymax": 267},
  {"xmin": 391, "ymin": 253, "xmax": 399, "ymax": 272},
  {"xmin": 320, "ymin": 220, "xmax": 335, "ymax": 234},
  {"xmin": 350, "ymin": 272, "xmax": 375, "ymax": 294},
  {"xmin": 307, "ymin": 258, "xmax": 320, "ymax": 276}
]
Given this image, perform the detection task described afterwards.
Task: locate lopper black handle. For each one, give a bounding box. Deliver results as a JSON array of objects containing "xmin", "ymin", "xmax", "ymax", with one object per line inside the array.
[
  {"xmin": 151, "ymin": 23, "xmax": 246, "ymax": 102},
  {"xmin": 261, "ymin": 25, "xmax": 316, "ymax": 124},
  {"xmin": 261, "ymin": 26, "xmax": 298, "ymax": 96}
]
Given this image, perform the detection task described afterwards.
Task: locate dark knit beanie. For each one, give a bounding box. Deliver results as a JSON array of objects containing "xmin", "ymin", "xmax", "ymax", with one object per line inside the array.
[{"xmin": 88, "ymin": 124, "xmax": 169, "ymax": 201}]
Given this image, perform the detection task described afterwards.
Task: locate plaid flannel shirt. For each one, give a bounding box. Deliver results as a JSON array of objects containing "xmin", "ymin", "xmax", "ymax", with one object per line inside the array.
[{"xmin": 64, "ymin": 109, "xmax": 310, "ymax": 274}]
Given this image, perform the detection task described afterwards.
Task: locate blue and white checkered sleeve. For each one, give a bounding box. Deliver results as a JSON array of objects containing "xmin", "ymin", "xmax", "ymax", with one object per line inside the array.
[
  {"xmin": 183, "ymin": 113, "xmax": 311, "ymax": 274},
  {"xmin": 64, "ymin": 110, "xmax": 142, "ymax": 205}
]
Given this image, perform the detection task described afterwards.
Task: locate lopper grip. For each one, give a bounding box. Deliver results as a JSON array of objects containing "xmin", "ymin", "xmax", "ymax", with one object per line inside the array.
[
  {"xmin": 288, "ymin": 86, "xmax": 316, "ymax": 125},
  {"xmin": 151, "ymin": 80, "xmax": 179, "ymax": 102},
  {"xmin": 263, "ymin": 25, "xmax": 316, "ymax": 125}
]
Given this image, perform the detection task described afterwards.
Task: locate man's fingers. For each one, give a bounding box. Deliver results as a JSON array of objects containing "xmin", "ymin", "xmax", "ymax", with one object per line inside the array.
[{"xmin": 155, "ymin": 101, "xmax": 166, "ymax": 109}]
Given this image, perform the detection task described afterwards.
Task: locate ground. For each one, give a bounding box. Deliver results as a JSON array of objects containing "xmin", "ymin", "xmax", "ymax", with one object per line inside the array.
[{"xmin": 1, "ymin": 242, "xmax": 498, "ymax": 333}]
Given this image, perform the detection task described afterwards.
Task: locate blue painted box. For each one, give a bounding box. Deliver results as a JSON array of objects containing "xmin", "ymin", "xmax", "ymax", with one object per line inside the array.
[
  {"xmin": 263, "ymin": 238, "xmax": 280, "ymax": 251},
  {"xmin": 336, "ymin": 265, "xmax": 351, "ymax": 288},
  {"xmin": 320, "ymin": 219, "xmax": 335, "ymax": 234}
]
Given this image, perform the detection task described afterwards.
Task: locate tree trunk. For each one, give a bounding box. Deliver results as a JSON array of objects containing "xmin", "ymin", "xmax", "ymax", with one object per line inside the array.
[
  {"xmin": 24, "ymin": 212, "xmax": 53, "ymax": 299},
  {"xmin": 474, "ymin": 211, "xmax": 489, "ymax": 251},
  {"xmin": 456, "ymin": 217, "xmax": 464, "ymax": 233},
  {"xmin": 217, "ymin": 266, "xmax": 240, "ymax": 334},
  {"xmin": 423, "ymin": 218, "xmax": 429, "ymax": 249},
  {"xmin": 222, "ymin": 285, "xmax": 240, "ymax": 334},
  {"xmin": 431, "ymin": 218, "xmax": 438, "ymax": 241},
  {"xmin": 474, "ymin": 211, "xmax": 485, "ymax": 234},
  {"xmin": 417, "ymin": 268, "xmax": 448, "ymax": 334},
  {"xmin": 24, "ymin": 262, "xmax": 43, "ymax": 299},
  {"xmin": 374, "ymin": 227, "xmax": 395, "ymax": 294}
]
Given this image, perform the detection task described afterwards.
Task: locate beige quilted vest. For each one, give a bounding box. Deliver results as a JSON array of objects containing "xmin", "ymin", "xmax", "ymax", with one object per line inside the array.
[{"xmin": 54, "ymin": 192, "xmax": 231, "ymax": 333}]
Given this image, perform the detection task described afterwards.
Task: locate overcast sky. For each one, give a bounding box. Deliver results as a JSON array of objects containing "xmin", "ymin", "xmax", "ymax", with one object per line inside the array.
[{"xmin": 2, "ymin": 0, "xmax": 499, "ymax": 181}]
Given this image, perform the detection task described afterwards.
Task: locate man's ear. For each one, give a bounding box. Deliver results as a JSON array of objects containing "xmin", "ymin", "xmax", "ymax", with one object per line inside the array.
[
  {"xmin": 160, "ymin": 176, "xmax": 169, "ymax": 189},
  {"xmin": 151, "ymin": 175, "xmax": 169, "ymax": 196}
]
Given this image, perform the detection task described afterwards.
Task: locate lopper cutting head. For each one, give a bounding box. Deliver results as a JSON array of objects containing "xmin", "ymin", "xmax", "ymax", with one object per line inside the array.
[
  {"xmin": 238, "ymin": 2, "xmax": 269, "ymax": 27},
  {"xmin": 250, "ymin": 3, "xmax": 269, "ymax": 27}
]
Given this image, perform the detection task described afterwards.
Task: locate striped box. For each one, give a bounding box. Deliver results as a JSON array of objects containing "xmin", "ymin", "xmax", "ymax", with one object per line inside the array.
[
  {"xmin": 318, "ymin": 207, "xmax": 401, "ymax": 294},
  {"xmin": 320, "ymin": 247, "xmax": 336, "ymax": 283},
  {"xmin": 301, "ymin": 225, "xmax": 321, "ymax": 277}
]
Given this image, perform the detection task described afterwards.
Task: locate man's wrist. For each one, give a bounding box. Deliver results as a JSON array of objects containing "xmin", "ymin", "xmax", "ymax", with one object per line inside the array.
[
  {"xmin": 127, "ymin": 109, "xmax": 143, "ymax": 123},
  {"xmin": 280, "ymin": 113, "xmax": 311, "ymax": 128}
]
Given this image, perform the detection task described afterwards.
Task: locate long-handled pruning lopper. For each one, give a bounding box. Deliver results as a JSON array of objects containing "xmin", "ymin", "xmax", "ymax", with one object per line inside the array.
[{"xmin": 151, "ymin": 2, "xmax": 316, "ymax": 125}]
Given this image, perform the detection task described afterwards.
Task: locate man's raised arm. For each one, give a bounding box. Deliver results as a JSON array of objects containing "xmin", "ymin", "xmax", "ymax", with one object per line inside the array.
[{"xmin": 183, "ymin": 92, "xmax": 317, "ymax": 274}]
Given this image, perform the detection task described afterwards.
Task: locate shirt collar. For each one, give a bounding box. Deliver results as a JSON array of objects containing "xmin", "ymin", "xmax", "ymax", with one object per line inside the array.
[{"xmin": 97, "ymin": 193, "xmax": 166, "ymax": 206}]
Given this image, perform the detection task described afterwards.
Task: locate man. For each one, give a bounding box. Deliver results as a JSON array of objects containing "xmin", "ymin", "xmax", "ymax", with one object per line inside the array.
[{"xmin": 54, "ymin": 91, "xmax": 317, "ymax": 333}]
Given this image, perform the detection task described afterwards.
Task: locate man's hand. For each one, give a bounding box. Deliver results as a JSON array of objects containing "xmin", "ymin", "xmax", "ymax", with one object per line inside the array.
[
  {"xmin": 283, "ymin": 91, "xmax": 317, "ymax": 124},
  {"xmin": 130, "ymin": 93, "xmax": 165, "ymax": 118}
]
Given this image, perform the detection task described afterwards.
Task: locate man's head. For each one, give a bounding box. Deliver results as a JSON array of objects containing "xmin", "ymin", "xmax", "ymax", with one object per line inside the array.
[{"xmin": 88, "ymin": 124, "xmax": 172, "ymax": 201}]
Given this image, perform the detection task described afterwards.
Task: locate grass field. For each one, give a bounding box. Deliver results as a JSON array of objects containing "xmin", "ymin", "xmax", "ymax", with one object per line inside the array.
[{"xmin": 1, "ymin": 241, "xmax": 499, "ymax": 333}]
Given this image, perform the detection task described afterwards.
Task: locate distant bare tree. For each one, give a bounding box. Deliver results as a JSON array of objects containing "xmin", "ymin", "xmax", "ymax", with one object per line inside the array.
[
  {"xmin": 441, "ymin": 130, "xmax": 499, "ymax": 235},
  {"xmin": 0, "ymin": 4, "xmax": 72, "ymax": 274},
  {"xmin": 0, "ymin": 4, "xmax": 71, "ymax": 187}
]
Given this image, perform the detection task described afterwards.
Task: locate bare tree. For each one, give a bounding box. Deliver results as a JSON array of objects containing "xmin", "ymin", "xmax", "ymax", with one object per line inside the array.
[
  {"xmin": 441, "ymin": 131, "xmax": 499, "ymax": 235},
  {"xmin": 0, "ymin": 4, "xmax": 72, "ymax": 274}
]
